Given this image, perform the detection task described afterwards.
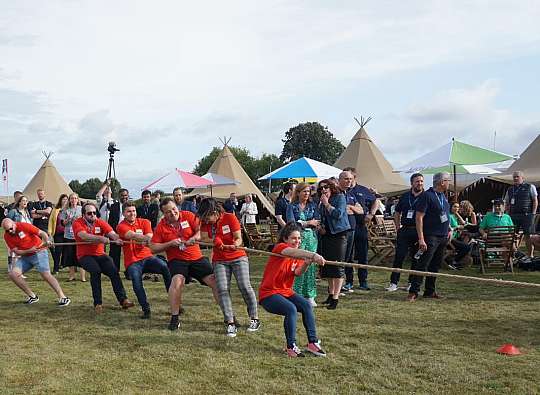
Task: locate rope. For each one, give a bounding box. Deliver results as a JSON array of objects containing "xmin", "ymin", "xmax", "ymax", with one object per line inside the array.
[
  {"xmin": 198, "ymin": 242, "xmax": 540, "ymax": 290},
  {"xmin": 29, "ymin": 239, "xmax": 540, "ymax": 289}
]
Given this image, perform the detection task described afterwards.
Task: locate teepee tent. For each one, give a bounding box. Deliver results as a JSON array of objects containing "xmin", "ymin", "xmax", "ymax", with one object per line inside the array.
[
  {"xmin": 192, "ymin": 141, "xmax": 275, "ymax": 215},
  {"xmin": 23, "ymin": 153, "xmax": 73, "ymax": 202},
  {"xmin": 334, "ymin": 117, "xmax": 409, "ymax": 194},
  {"xmin": 502, "ymin": 134, "xmax": 540, "ymax": 182}
]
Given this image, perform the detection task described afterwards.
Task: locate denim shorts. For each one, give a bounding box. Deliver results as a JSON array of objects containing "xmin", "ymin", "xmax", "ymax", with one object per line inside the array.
[{"xmin": 15, "ymin": 249, "xmax": 50, "ymax": 273}]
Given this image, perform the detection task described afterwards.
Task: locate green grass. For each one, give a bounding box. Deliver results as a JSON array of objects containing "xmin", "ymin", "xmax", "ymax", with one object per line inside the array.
[{"xmin": 0, "ymin": 230, "xmax": 539, "ymax": 394}]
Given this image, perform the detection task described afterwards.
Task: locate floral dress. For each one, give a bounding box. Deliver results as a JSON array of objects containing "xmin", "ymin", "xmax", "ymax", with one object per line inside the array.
[{"xmin": 293, "ymin": 210, "xmax": 318, "ymax": 298}]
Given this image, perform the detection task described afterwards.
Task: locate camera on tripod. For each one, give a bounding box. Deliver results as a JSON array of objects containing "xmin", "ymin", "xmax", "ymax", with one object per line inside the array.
[{"xmin": 108, "ymin": 141, "xmax": 120, "ymax": 155}]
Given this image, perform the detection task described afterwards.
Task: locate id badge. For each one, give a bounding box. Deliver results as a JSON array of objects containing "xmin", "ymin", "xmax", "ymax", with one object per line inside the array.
[
  {"xmin": 180, "ymin": 221, "xmax": 190, "ymax": 229},
  {"xmin": 18, "ymin": 231, "xmax": 26, "ymax": 239},
  {"xmin": 95, "ymin": 227, "xmax": 101, "ymax": 234},
  {"xmin": 135, "ymin": 229, "xmax": 143, "ymax": 234},
  {"xmin": 510, "ymin": 198, "xmax": 515, "ymax": 205},
  {"xmin": 406, "ymin": 210, "xmax": 414, "ymax": 219},
  {"xmin": 440, "ymin": 214, "xmax": 448, "ymax": 223},
  {"xmin": 222, "ymin": 225, "xmax": 231, "ymax": 234}
]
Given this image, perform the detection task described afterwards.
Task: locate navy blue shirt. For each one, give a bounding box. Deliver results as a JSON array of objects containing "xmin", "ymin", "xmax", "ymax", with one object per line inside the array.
[
  {"xmin": 275, "ymin": 197, "xmax": 290, "ymax": 219},
  {"xmin": 349, "ymin": 183, "xmax": 376, "ymax": 228},
  {"xmin": 343, "ymin": 190, "xmax": 357, "ymax": 229},
  {"xmin": 178, "ymin": 200, "xmax": 197, "ymax": 214},
  {"xmin": 416, "ymin": 187, "xmax": 450, "ymax": 237},
  {"xmin": 395, "ymin": 190, "xmax": 424, "ymax": 227}
]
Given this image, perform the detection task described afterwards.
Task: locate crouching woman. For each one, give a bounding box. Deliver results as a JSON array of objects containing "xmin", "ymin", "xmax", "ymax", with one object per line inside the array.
[{"xmin": 259, "ymin": 222, "xmax": 327, "ymax": 358}]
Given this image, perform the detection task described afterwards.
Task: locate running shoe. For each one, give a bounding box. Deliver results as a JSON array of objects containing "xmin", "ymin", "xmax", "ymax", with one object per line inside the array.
[
  {"xmin": 24, "ymin": 294, "xmax": 39, "ymax": 304},
  {"xmin": 286, "ymin": 344, "xmax": 305, "ymax": 358},
  {"xmin": 58, "ymin": 297, "xmax": 71, "ymax": 307},
  {"xmin": 226, "ymin": 323, "xmax": 237, "ymax": 337},
  {"xmin": 385, "ymin": 283, "xmax": 399, "ymax": 292},
  {"xmin": 168, "ymin": 316, "xmax": 180, "ymax": 331},
  {"xmin": 247, "ymin": 319, "xmax": 261, "ymax": 332},
  {"xmin": 305, "ymin": 341, "xmax": 326, "ymax": 357}
]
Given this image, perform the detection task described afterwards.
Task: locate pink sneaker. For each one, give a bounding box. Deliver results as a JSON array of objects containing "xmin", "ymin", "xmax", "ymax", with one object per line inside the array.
[
  {"xmin": 305, "ymin": 341, "xmax": 326, "ymax": 357},
  {"xmin": 285, "ymin": 344, "xmax": 305, "ymax": 358}
]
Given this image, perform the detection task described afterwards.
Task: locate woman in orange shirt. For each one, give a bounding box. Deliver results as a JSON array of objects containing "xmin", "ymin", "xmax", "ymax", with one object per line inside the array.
[
  {"xmin": 198, "ymin": 198, "xmax": 260, "ymax": 338},
  {"xmin": 259, "ymin": 223, "xmax": 327, "ymax": 358}
]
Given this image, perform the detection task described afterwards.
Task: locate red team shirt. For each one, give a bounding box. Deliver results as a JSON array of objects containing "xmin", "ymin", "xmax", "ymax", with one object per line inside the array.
[
  {"xmin": 258, "ymin": 243, "xmax": 305, "ymax": 301},
  {"xmin": 200, "ymin": 213, "xmax": 246, "ymax": 262},
  {"xmin": 117, "ymin": 218, "xmax": 154, "ymax": 268},
  {"xmin": 72, "ymin": 217, "xmax": 113, "ymax": 259},
  {"xmin": 4, "ymin": 223, "xmax": 43, "ymax": 254},
  {"xmin": 151, "ymin": 211, "xmax": 203, "ymax": 262}
]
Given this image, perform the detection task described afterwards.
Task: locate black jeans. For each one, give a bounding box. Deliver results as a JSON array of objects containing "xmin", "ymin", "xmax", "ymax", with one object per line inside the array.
[
  {"xmin": 80, "ymin": 255, "xmax": 128, "ymax": 306},
  {"xmin": 390, "ymin": 227, "xmax": 417, "ymax": 285},
  {"xmin": 109, "ymin": 244, "xmax": 122, "ymax": 272},
  {"xmin": 52, "ymin": 233, "xmax": 64, "ymax": 273},
  {"xmin": 346, "ymin": 223, "xmax": 368, "ymax": 284},
  {"xmin": 450, "ymin": 239, "xmax": 471, "ymax": 263},
  {"xmin": 409, "ymin": 235, "xmax": 447, "ymax": 296}
]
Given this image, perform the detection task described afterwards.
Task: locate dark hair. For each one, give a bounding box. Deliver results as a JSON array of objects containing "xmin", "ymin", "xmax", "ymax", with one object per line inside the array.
[
  {"xmin": 15, "ymin": 194, "xmax": 28, "ymax": 208},
  {"xmin": 342, "ymin": 167, "xmax": 356, "ymax": 175},
  {"xmin": 13, "ymin": 190, "xmax": 22, "ymax": 197},
  {"xmin": 119, "ymin": 188, "xmax": 129, "ymax": 195},
  {"xmin": 317, "ymin": 179, "xmax": 341, "ymax": 197},
  {"xmin": 82, "ymin": 202, "xmax": 98, "ymax": 214},
  {"xmin": 197, "ymin": 198, "xmax": 223, "ymax": 221},
  {"xmin": 283, "ymin": 182, "xmax": 295, "ymax": 195},
  {"xmin": 55, "ymin": 194, "xmax": 68, "ymax": 209},
  {"xmin": 278, "ymin": 222, "xmax": 303, "ymax": 243},
  {"xmin": 410, "ymin": 173, "xmax": 424, "ymax": 183},
  {"xmin": 159, "ymin": 197, "xmax": 175, "ymax": 211},
  {"xmin": 141, "ymin": 190, "xmax": 151, "ymax": 197},
  {"xmin": 123, "ymin": 201, "xmax": 137, "ymax": 212},
  {"xmin": 172, "ymin": 187, "xmax": 182, "ymax": 195}
]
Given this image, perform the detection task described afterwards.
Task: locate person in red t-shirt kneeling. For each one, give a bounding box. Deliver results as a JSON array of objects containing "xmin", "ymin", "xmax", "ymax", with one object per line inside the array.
[
  {"xmin": 150, "ymin": 197, "xmax": 219, "ymax": 331},
  {"xmin": 2, "ymin": 218, "xmax": 71, "ymax": 306},
  {"xmin": 259, "ymin": 223, "xmax": 327, "ymax": 358},
  {"xmin": 198, "ymin": 198, "xmax": 260, "ymax": 338},
  {"xmin": 72, "ymin": 203, "xmax": 134, "ymax": 313},
  {"xmin": 117, "ymin": 202, "xmax": 172, "ymax": 319}
]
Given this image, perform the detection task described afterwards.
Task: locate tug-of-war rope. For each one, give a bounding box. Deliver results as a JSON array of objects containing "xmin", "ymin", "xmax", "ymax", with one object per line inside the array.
[{"xmin": 40, "ymin": 240, "xmax": 540, "ymax": 290}]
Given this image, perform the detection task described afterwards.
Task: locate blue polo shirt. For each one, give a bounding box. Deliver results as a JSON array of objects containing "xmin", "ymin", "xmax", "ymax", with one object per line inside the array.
[
  {"xmin": 344, "ymin": 189, "xmax": 357, "ymax": 229},
  {"xmin": 416, "ymin": 187, "xmax": 450, "ymax": 237},
  {"xmin": 349, "ymin": 184, "xmax": 375, "ymax": 229},
  {"xmin": 395, "ymin": 190, "xmax": 423, "ymax": 227}
]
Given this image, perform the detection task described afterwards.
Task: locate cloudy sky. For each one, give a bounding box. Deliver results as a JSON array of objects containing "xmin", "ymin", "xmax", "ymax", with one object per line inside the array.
[{"xmin": 2, "ymin": 0, "xmax": 540, "ymax": 195}]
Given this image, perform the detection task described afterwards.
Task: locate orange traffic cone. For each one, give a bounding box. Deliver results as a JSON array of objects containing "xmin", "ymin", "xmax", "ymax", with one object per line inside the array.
[{"xmin": 496, "ymin": 344, "xmax": 522, "ymax": 356}]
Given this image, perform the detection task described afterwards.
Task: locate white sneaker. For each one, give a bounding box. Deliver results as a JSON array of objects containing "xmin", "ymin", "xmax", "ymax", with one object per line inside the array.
[
  {"xmin": 226, "ymin": 323, "xmax": 237, "ymax": 337},
  {"xmin": 406, "ymin": 283, "xmax": 411, "ymax": 292},
  {"xmin": 308, "ymin": 297, "xmax": 317, "ymax": 307},
  {"xmin": 385, "ymin": 283, "xmax": 399, "ymax": 292}
]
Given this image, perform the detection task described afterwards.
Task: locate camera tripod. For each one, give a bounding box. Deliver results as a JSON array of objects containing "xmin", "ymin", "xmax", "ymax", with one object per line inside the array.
[{"xmin": 106, "ymin": 152, "xmax": 116, "ymax": 181}]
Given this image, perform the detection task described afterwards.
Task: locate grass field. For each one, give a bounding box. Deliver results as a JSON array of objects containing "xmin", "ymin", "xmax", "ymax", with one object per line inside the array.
[{"xmin": 0, "ymin": 231, "xmax": 539, "ymax": 395}]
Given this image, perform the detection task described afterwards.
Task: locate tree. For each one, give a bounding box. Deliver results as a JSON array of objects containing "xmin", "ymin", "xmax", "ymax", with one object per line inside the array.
[
  {"xmin": 68, "ymin": 177, "xmax": 122, "ymax": 199},
  {"xmin": 69, "ymin": 180, "xmax": 82, "ymax": 195},
  {"xmin": 253, "ymin": 153, "xmax": 284, "ymax": 191},
  {"xmin": 280, "ymin": 122, "xmax": 345, "ymax": 164}
]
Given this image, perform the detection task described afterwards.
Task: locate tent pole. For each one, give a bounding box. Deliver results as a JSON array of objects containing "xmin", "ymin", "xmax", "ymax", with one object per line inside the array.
[{"xmin": 453, "ymin": 164, "xmax": 457, "ymax": 198}]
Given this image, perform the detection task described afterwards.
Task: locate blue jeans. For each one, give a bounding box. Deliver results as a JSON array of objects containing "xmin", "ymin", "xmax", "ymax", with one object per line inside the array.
[
  {"xmin": 126, "ymin": 256, "xmax": 172, "ymax": 311},
  {"xmin": 15, "ymin": 249, "xmax": 50, "ymax": 273},
  {"xmin": 260, "ymin": 293, "xmax": 318, "ymax": 348}
]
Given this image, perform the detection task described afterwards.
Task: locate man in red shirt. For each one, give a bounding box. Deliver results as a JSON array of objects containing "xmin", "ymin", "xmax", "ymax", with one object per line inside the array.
[
  {"xmin": 117, "ymin": 202, "xmax": 171, "ymax": 319},
  {"xmin": 73, "ymin": 203, "xmax": 134, "ymax": 313},
  {"xmin": 2, "ymin": 218, "xmax": 70, "ymax": 306},
  {"xmin": 150, "ymin": 197, "xmax": 218, "ymax": 331}
]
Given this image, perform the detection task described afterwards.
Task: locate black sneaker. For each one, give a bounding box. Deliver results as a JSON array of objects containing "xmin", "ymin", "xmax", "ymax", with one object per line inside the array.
[
  {"xmin": 141, "ymin": 309, "xmax": 151, "ymax": 319},
  {"xmin": 247, "ymin": 319, "xmax": 261, "ymax": 332},
  {"xmin": 321, "ymin": 295, "xmax": 332, "ymax": 305},
  {"xmin": 58, "ymin": 297, "xmax": 71, "ymax": 307},
  {"xmin": 326, "ymin": 298, "xmax": 339, "ymax": 310},
  {"xmin": 24, "ymin": 294, "xmax": 39, "ymax": 305},
  {"xmin": 226, "ymin": 323, "xmax": 237, "ymax": 337},
  {"xmin": 168, "ymin": 316, "xmax": 180, "ymax": 331}
]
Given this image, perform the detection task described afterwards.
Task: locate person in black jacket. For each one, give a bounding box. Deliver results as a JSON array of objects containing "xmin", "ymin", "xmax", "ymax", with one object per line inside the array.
[
  {"xmin": 137, "ymin": 190, "xmax": 159, "ymax": 229},
  {"xmin": 108, "ymin": 188, "xmax": 130, "ymax": 272}
]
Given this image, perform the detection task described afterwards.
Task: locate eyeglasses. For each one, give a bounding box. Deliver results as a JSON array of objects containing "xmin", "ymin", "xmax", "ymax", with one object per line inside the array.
[
  {"xmin": 7, "ymin": 227, "xmax": 15, "ymax": 232},
  {"xmin": 86, "ymin": 211, "xmax": 97, "ymax": 216},
  {"xmin": 320, "ymin": 185, "xmax": 330, "ymax": 189}
]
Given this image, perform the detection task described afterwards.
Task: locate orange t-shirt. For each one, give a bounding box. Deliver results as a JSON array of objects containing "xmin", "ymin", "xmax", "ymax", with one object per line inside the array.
[
  {"xmin": 258, "ymin": 243, "xmax": 305, "ymax": 301},
  {"xmin": 200, "ymin": 213, "xmax": 246, "ymax": 262},
  {"xmin": 117, "ymin": 218, "xmax": 153, "ymax": 268},
  {"xmin": 3, "ymin": 223, "xmax": 43, "ymax": 254},
  {"xmin": 151, "ymin": 211, "xmax": 203, "ymax": 262},
  {"xmin": 72, "ymin": 217, "xmax": 113, "ymax": 259}
]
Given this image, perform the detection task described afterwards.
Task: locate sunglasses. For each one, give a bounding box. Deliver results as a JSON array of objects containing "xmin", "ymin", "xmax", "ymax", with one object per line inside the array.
[
  {"xmin": 85, "ymin": 211, "xmax": 97, "ymax": 216},
  {"xmin": 7, "ymin": 227, "xmax": 15, "ymax": 233},
  {"xmin": 319, "ymin": 185, "xmax": 330, "ymax": 190}
]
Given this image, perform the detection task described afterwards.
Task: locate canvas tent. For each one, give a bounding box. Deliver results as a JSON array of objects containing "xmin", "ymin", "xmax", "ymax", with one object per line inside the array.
[
  {"xmin": 23, "ymin": 156, "xmax": 73, "ymax": 203},
  {"xmin": 498, "ymin": 134, "xmax": 540, "ymax": 183},
  {"xmin": 334, "ymin": 118, "xmax": 409, "ymax": 194},
  {"xmin": 191, "ymin": 144, "xmax": 275, "ymax": 215}
]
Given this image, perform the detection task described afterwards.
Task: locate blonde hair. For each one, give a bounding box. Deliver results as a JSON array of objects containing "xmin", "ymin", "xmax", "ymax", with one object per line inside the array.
[
  {"xmin": 459, "ymin": 200, "xmax": 474, "ymax": 215},
  {"xmin": 291, "ymin": 182, "xmax": 311, "ymax": 203}
]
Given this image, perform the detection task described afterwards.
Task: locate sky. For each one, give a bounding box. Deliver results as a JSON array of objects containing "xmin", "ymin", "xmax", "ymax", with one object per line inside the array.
[{"xmin": 2, "ymin": 0, "xmax": 540, "ymax": 196}]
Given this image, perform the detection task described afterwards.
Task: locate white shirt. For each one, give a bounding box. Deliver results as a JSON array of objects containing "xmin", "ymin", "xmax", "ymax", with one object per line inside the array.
[{"xmin": 240, "ymin": 202, "xmax": 258, "ymax": 224}]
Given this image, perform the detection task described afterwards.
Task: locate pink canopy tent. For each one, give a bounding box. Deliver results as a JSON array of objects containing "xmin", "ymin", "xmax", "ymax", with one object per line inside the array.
[{"xmin": 142, "ymin": 169, "xmax": 214, "ymax": 192}]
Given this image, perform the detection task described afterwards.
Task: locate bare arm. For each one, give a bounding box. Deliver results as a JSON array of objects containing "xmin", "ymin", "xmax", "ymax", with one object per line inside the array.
[
  {"xmin": 533, "ymin": 196, "xmax": 538, "ymax": 215},
  {"xmin": 123, "ymin": 230, "xmax": 152, "ymax": 243},
  {"xmin": 393, "ymin": 211, "xmax": 401, "ymax": 229},
  {"xmin": 416, "ymin": 211, "xmax": 427, "ymax": 251},
  {"xmin": 77, "ymin": 230, "xmax": 109, "ymax": 244}
]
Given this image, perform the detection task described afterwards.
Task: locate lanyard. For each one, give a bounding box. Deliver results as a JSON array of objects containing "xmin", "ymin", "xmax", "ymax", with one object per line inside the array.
[
  {"xmin": 512, "ymin": 184, "xmax": 523, "ymax": 199},
  {"xmin": 168, "ymin": 213, "xmax": 185, "ymax": 239},
  {"xmin": 435, "ymin": 191, "xmax": 446, "ymax": 211},
  {"xmin": 408, "ymin": 193, "xmax": 420, "ymax": 209}
]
